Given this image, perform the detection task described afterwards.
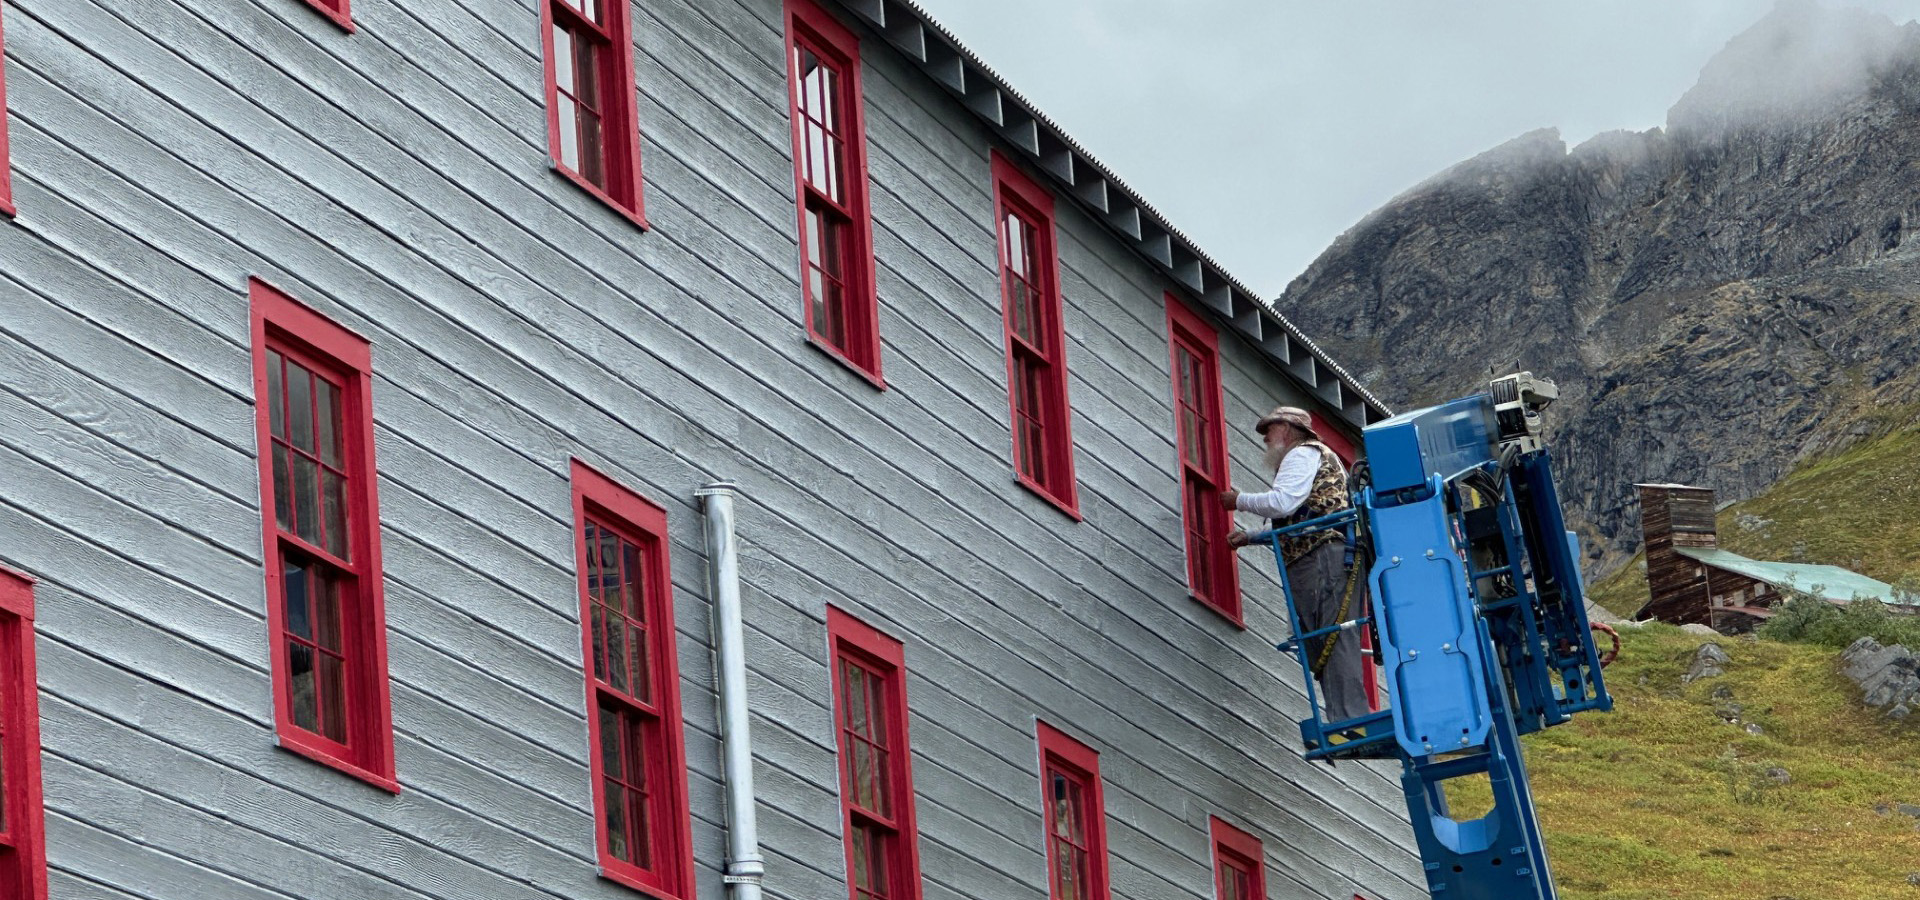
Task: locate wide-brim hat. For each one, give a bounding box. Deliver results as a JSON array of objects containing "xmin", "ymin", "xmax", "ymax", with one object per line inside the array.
[{"xmin": 1255, "ymin": 405, "xmax": 1317, "ymax": 437}]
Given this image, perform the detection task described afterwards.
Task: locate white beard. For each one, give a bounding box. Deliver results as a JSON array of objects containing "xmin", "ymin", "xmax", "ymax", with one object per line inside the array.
[{"xmin": 1262, "ymin": 442, "xmax": 1289, "ymax": 477}]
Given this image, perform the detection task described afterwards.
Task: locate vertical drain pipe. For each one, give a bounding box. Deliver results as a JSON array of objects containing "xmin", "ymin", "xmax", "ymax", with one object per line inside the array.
[{"xmin": 697, "ymin": 482, "xmax": 764, "ymax": 900}]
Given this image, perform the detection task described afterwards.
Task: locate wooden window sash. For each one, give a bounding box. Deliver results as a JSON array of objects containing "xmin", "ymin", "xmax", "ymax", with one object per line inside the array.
[
  {"xmin": 786, "ymin": 0, "xmax": 882, "ymax": 382},
  {"xmin": 828, "ymin": 607, "xmax": 923, "ymax": 900},
  {"xmin": 581, "ymin": 517, "xmax": 662, "ymax": 715},
  {"xmin": 1209, "ymin": 817, "xmax": 1266, "ymax": 900},
  {"xmin": 793, "ymin": 39, "xmax": 854, "ymax": 219},
  {"xmin": 1035, "ymin": 723, "xmax": 1108, "ymax": 900},
  {"xmin": 571, "ymin": 461, "xmax": 693, "ymax": 899},
  {"xmin": 582, "ymin": 512, "xmax": 674, "ymax": 877},
  {"xmin": 265, "ymin": 345, "xmax": 360, "ymax": 751},
  {"xmin": 541, "ymin": 0, "xmax": 646, "ymax": 225},
  {"xmin": 263, "ymin": 342, "xmax": 359, "ymax": 573},
  {"xmin": 992, "ymin": 153, "xmax": 1078, "ymax": 515},
  {"xmin": 1167, "ymin": 297, "xmax": 1239, "ymax": 620},
  {"xmin": 250, "ymin": 278, "xmax": 396, "ymax": 791}
]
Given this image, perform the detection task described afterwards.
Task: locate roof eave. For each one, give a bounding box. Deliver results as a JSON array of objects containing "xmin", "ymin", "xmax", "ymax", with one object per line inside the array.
[{"xmin": 831, "ymin": 0, "xmax": 1392, "ymax": 428}]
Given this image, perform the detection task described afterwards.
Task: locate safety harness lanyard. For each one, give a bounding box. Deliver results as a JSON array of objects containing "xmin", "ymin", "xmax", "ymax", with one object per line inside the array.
[{"xmin": 1312, "ymin": 530, "xmax": 1361, "ymax": 678}]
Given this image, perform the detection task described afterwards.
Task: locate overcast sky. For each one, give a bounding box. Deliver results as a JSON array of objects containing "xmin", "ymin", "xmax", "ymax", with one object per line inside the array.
[{"xmin": 910, "ymin": 0, "xmax": 1920, "ymax": 297}]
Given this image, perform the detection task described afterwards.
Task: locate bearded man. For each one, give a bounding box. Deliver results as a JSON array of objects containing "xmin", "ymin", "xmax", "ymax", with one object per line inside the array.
[{"xmin": 1221, "ymin": 406, "xmax": 1369, "ymax": 725}]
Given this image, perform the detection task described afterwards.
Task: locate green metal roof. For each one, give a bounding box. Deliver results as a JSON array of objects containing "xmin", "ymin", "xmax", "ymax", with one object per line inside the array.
[{"xmin": 1675, "ymin": 547, "xmax": 1913, "ymax": 607}]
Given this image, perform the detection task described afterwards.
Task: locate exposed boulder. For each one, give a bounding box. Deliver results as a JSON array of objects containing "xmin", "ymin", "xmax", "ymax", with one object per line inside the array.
[
  {"xmin": 1686, "ymin": 642, "xmax": 1733, "ymax": 683},
  {"xmin": 1841, "ymin": 635, "xmax": 1920, "ymax": 716}
]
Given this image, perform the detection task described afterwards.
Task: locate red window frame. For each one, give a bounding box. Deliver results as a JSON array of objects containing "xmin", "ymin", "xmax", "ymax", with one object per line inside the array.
[
  {"xmin": 784, "ymin": 0, "xmax": 884, "ymax": 387},
  {"xmin": 1167, "ymin": 295, "xmax": 1241, "ymax": 623},
  {"xmin": 0, "ymin": 568, "xmax": 47, "ymax": 900},
  {"xmin": 1311, "ymin": 411, "xmax": 1357, "ymax": 466},
  {"xmin": 0, "ymin": 2, "xmax": 14, "ymax": 218},
  {"xmin": 249, "ymin": 278, "xmax": 398, "ymax": 791},
  {"xmin": 992, "ymin": 151, "xmax": 1079, "ymax": 518},
  {"xmin": 570, "ymin": 460, "xmax": 694, "ymax": 899},
  {"xmin": 1209, "ymin": 817, "xmax": 1266, "ymax": 900},
  {"xmin": 1035, "ymin": 722, "xmax": 1109, "ymax": 900},
  {"xmin": 826, "ymin": 608, "xmax": 924, "ymax": 900},
  {"xmin": 297, "ymin": 0, "xmax": 354, "ymax": 32},
  {"xmin": 540, "ymin": 0, "xmax": 648, "ymax": 226}
]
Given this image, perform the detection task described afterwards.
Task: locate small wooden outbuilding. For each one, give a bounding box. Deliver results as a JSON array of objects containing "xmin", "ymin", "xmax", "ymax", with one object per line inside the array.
[{"xmin": 1633, "ymin": 484, "xmax": 1913, "ymax": 631}]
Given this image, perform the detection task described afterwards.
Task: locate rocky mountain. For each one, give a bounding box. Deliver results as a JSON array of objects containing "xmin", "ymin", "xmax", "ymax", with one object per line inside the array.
[{"xmin": 1280, "ymin": 0, "xmax": 1920, "ymax": 578}]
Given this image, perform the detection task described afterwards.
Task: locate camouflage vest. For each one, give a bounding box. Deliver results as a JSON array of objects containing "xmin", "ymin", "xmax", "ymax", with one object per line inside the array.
[{"xmin": 1276, "ymin": 441, "xmax": 1351, "ymax": 564}]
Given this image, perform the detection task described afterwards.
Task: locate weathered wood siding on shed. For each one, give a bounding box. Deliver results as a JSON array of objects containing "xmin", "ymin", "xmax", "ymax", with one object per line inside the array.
[
  {"xmin": 1637, "ymin": 485, "xmax": 1718, "ymax": 624},
  {"xmin": 0, "ymin": 0, "xmax": 1422, "ymax": 898}
]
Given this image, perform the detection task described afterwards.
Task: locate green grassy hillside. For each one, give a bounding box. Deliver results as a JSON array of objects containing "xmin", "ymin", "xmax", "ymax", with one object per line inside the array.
[
  {"xmin": 1453, "ymin": 624, "xmax": 1920, "ymax": 899},
  {"xmin": 1587, "ymin": 425, "xmax": 1920, "ymax": 620}
]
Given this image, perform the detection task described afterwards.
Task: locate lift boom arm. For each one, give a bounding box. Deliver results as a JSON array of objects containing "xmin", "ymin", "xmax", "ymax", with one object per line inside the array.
[{"xmin": 1257, "ymin": 373, "xmax": 1612, "ymax": 900}]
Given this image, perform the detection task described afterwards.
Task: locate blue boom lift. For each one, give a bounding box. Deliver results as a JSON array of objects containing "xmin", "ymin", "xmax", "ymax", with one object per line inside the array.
[{"xmin": 1251, "ymin": 373, "xmax": 1613, "ymax": 900}]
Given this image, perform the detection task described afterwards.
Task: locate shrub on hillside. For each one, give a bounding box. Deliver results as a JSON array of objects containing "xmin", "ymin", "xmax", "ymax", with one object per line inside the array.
[{"xmin": 1757, "ymin": 593, "xmax": 1920, "ymax": 649}]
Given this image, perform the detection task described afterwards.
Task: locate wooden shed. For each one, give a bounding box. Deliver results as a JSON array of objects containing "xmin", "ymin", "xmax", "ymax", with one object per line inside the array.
[{"xmin": 1632, "ymin": 484, "xmax": 1913, "ymax": 631}]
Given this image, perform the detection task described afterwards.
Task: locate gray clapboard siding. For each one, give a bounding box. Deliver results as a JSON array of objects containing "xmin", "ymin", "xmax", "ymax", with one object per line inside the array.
[
  {"xmin": 38, "ymin": 634, "xmax": 720, "ymax": 900},
  {"xmin": 48, "ymin": 869, "xmax": 150, "ymax": 900},
  {"xmin": 1, "ymin": 0, "xmax": 1425, "ymax": 896}
]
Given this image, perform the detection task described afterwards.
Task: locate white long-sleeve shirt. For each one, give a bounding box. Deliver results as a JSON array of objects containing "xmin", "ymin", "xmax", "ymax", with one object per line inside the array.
[{"xmin": 1234, "ymin": 445, "xmax": 1321, "ymax": 520}]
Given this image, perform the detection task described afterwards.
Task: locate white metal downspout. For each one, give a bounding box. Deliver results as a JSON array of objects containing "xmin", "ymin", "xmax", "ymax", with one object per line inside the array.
[{"xmin": 697, "ymin": 483, "xmax": 764, "ymax": 900}]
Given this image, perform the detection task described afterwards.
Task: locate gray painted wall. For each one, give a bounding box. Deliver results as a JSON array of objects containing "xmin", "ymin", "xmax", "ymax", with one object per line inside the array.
[{"xmin": 0, "ymin": 0, "xmax": 1423, "ymax": 897}]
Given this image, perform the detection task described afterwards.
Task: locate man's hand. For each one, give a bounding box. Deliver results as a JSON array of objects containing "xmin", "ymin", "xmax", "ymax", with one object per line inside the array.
[
  {"xmin": 1226, "ymin": 528, "xmax": 1251, "ymax": 548},
  {"xmin": 1218, "ymin": 488, "xmax": 1240, "ymax": 510}
]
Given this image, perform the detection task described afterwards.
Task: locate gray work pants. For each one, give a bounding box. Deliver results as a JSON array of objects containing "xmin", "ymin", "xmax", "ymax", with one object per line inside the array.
[{"xmin": 1287, "ymin": 540, "xmax": 1370, "ymax": 725}]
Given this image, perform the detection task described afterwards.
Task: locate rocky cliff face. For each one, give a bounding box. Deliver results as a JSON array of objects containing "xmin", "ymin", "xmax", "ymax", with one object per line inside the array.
[{"xmin": 1280, "ymin": 1, "xmax": 1920, "ymax": 577}]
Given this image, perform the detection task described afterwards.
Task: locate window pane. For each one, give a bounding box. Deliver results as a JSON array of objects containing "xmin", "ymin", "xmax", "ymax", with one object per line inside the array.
[
  {"xmin": 816, "ymin": 63, "xmax": 839, "ymax": 138},
  {"xmin": 627, "ymin": 727, "xmax": 653, "ymax": 870},
  {"xmin": 288, "ymin": 365, "xmax": 315, "ymax": 453},
  {"xmin": 1002, "ymin": 213, "xmax": 1026, "ymax": 274},
  {"xmin": 604, "ymin": 775, "xmax": 630, "ymax": 861},
  {"xmin": 598, "ymin": 529, "xmax": 624, "ymax": 613},
  {"xmin": 556, "ymin": 96, "xmax": 581, "ymax": 172},
  {"xmin": 627, "ymin": 619, "xmax": 650, "ymax": 702},
  {"xmin": 577, "ymin": 107, "xmax": 606, "ymax": 189},
  {"xmin": 599, "ymin": 703, "xmax": 625, "ymax": 779},
  {"xmin": 322, "ymin": 470, "xmax": 349, "ymax": 559},
  {"xmin": 289, "ymin": 642, "xmax": 317, "ymax": 732},
  {"xmin": 1022, "ymin": 284, "xmax": 1045, "ymax": 345},
  {"xmin": 572, "ymin": 37, "xmax": 605, "ymax": 188},
  {"xmin": 591, "ymin": 606, "xmax": 608, "ymax": 687},
  {"xmin": 814, "ymin": 208, "xmax": 845, "ymax": 280},
  {"xmin": 295, "ymin": 456, "xmax": 322, "ymax": 545},
  {"xmin": 620, "ymin": 539, "xmax": 645, "ymax": 625},
  {"xmin": 868, "ymin": 745, "xmax": 891, "ymax": 817},
  {"xmin": 315, "ymin": 378, "xmax": 341, "ymax": 467},
  {"xmin": 1021, "ymin": 220, "xmax": 1042, "ymax": 285},
  {"xmin": 315, "ymin": 572, "xmax": 343, "ymax": 653},
  {"xmin": 806, "ymin": 119, "xmax": 832, "ymax": 198},
  {"xmin": 319, "ymin": 652, "xmax": 348, "ymax": 742},
  {"xmin": 852, "ymin": 739, "xmax": 876, "ymax": 809},
  {"xmin": 267, "ymin": 350, "xmax": 286, "ymax": 440},
  {"xmin": 840, "ymin": 663, "xmax": 871, "ymax": 733},
  {"xmin": 605, "ymin": 604, "xmax": 629, "ymax": 695},
  {"xmin": 823, "ymin": 134, "xmax": 844, "ymax": 205},
  {"xmin": 553, "ymin": 25, "xmax": 577, "ymax": 95},
  {"xmin": 284, "ymin": 559, "xmax": 313, "ymax": 641},
  {"xmin": 851, "ymin": 824, "xmax": 889, "ymax": 898},
  {"xmin": 272, "ymin": 444, "xmax": 294, "ymax": 532}
]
